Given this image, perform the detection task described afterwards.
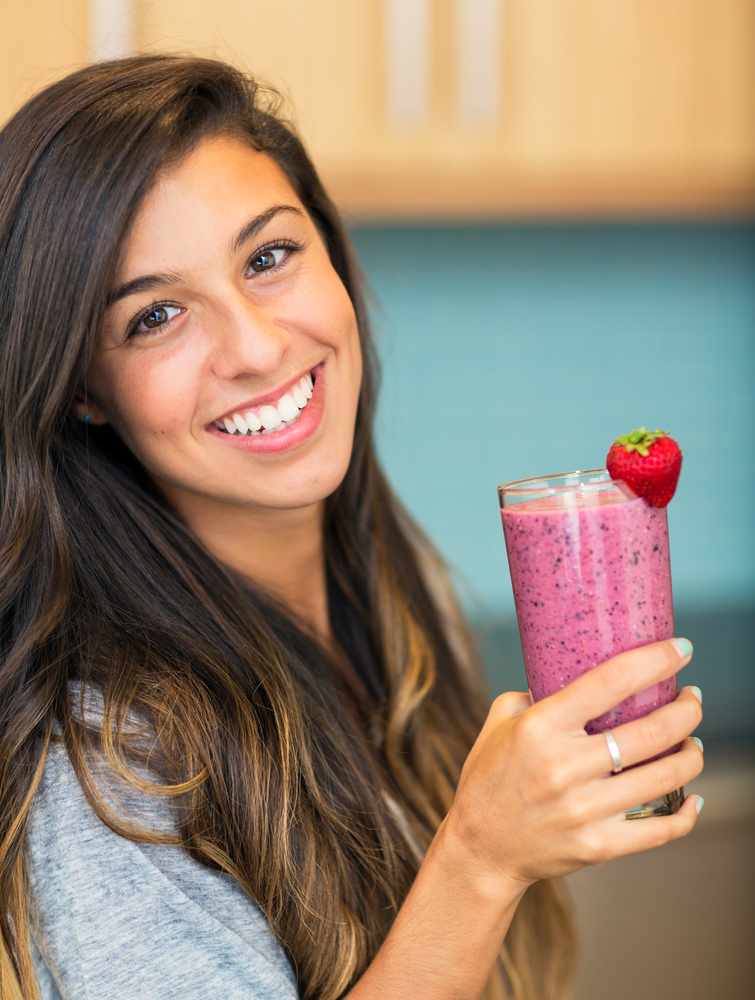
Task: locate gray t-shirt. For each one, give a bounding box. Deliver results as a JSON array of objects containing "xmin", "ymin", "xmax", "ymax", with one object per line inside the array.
[{"xmin": 28, "ymin": 743, "xmax": 298, "ymax": 999}]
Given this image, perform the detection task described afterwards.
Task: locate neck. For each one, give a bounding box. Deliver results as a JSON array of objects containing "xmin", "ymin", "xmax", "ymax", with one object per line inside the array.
[{"xmin": 156, "ymin": 481, "xmax": 331, "ymax": 643}]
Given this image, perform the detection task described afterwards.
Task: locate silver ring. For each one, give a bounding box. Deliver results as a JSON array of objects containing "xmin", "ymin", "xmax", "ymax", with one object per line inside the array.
[{"xmin": 604, "ymin": 731, "xmax": 623, "ymax": 773}]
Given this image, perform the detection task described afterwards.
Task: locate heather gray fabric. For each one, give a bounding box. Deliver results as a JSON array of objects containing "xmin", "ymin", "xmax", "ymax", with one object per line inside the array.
[{"xmin": 28, "ymin": 743, "xmax": 298, "ymax": 1000}]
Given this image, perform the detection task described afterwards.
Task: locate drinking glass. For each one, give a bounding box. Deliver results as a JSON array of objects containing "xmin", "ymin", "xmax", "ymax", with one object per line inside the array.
[{"xmin": 498, "ymin": 469, "xmax": 683, "ymax": 818}]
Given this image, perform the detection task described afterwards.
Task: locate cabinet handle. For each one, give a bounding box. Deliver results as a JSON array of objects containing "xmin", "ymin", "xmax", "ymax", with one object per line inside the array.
[
  {"xmin": 385, "ymin": 0, "xmax": 431, "ymax": 129},
  {"xmin": 457, "ymin": 0, "xmax": 502, "ymax": 127},
  {"xmin": 89, "ymin": 0, "xmax": 134, "ymax": 60}
]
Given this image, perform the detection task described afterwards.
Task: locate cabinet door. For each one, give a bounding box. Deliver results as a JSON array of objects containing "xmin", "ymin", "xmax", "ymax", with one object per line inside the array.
[
  {"xmin": 132, "ymin": 0, "xmax": 755, "ymax": 218},
  {"xmin": 2, "ymin": 0, "xmax": 753, "ymax": 218}
]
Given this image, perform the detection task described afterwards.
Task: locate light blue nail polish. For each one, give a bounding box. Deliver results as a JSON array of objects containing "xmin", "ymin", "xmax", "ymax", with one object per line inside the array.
[
  {"xmin": 695, "ymin": 796, "xmax": 704, "ymax": 814},
  {"xmin": 690, "ymin": 736, "xmax": 704, "ymax": 751},
  {"xmin": 689, "ymin": 685, "xmax": 702, "ymax": 705},
  {"xmin": 675, "ymin": 637, "xmax": 693, "ymax": 658}
]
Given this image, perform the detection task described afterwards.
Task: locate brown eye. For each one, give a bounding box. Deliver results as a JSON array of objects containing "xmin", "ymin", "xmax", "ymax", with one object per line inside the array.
[
  {"xmin": 248, "ymin": 248, "xmax": 286, "ymax": 273},
  {"xmin": 133, "ymin": 304, "xmax": 183, "ymax": 335},
  {"xmin": 144, "ymin": 307, "xmax": 169, "ymax": 328}
]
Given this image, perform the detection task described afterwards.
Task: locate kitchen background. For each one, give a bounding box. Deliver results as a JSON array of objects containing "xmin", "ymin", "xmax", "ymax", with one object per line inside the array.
[{"xmin": 2, "ymin": 2, "xmax": 754, "ymax": 997}]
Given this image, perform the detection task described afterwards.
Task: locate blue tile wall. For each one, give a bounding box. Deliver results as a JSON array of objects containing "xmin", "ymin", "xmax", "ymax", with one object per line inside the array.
[{"xmin": 354, "ymin": 223, "xmax": 755, "ymax": 622}]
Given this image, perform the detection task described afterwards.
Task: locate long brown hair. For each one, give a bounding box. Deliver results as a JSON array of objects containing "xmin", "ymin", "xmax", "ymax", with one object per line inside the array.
[{"xmin": 0, "ymin": 56, "xmax": 575, "ymax": 1000}]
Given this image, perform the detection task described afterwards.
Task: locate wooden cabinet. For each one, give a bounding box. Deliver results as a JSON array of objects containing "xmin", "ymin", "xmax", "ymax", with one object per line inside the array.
[
  {"xmin": 0, "ymin": 0, "xmax": 88, "ymax": 126},
  {"xmin": 2, "ymin": 0, "xmax": 754, "ymax": 219}
]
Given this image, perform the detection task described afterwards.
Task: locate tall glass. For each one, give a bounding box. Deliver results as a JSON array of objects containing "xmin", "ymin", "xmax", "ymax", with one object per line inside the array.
[{"xmin": 498, "ymin": 469, "xmax": 683, "ymax": 818}]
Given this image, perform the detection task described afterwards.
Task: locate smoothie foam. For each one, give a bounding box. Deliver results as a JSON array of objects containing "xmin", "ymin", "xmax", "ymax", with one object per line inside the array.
[{"xmin": 501, "ymin": 488, "xmax": 676, "ymax": 735}]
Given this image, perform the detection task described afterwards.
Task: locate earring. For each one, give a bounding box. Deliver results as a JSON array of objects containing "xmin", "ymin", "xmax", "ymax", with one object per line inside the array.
[{"xmin": 84, "ymin": 414, "xmax": 91, "ymax": 423}]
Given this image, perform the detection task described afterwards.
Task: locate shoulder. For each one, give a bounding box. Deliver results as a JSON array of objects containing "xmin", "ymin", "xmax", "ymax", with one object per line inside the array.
[{"xmin": 29, "ymin": 742, "xmax": 298, "ymax": 1000}]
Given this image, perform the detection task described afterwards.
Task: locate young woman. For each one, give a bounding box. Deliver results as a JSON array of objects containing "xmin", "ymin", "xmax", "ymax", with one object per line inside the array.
[{"xmin": 0, "ymin": 56, "xmax": 703, "ymax": 1000}]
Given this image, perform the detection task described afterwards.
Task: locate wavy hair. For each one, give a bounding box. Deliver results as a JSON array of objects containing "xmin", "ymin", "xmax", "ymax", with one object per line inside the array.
[{"xmin": 0, "ymin": 56, "xmax": 575, "ymax": 1000}]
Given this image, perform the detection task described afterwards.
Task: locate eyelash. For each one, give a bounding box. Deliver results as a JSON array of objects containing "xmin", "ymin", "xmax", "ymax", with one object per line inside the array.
[{"xmin": 126, "ymin": 238, "xmax": 305, "ymax": 338}]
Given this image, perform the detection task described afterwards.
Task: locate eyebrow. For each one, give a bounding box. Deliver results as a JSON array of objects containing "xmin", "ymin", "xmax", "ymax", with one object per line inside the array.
[
  {"xmin": 107, "ymin": 271, "xmax": 186, "ymax": 306},
  {"xmin": 108, "ymin": 204, "xmax": 305, "ymax": 306},
  {"xmin": 231, "ymin": 204, "xmax": 304, "ymax": 254}
]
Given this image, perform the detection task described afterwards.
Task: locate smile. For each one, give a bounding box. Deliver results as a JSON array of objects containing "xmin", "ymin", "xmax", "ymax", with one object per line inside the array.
[
  {"xmin": 213, "ymin": 371, "xmax": 314, "ymax": 437},
  {"xmin": 206, "ymin": 365, "xmax": 325, "ymax": 455}
]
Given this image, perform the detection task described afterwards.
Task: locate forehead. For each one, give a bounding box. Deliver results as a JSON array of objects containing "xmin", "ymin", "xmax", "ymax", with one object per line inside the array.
[{"xmin": 120, "ymin": 138, "xmax": 304, "ymax": 274}]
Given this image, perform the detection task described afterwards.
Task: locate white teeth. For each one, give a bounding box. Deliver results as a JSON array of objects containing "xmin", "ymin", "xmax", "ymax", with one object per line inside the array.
[
  {"xmin": 277, "ymin": 393, "xmax": 299, "ymax": 421},
  {"xmin": 243, "ymin": 410, "xmax": 262, "ymax": 431},
  {"xmin": 259, "ymin": 405, "xmax": 282, "ymax": 430},
  {"xmin": 217, "ymin": 374, "xmax": 314, "ymax": 436},
  {"xmin": 262, "ymin": 421, "xmax": 286, "ymax": 435}
]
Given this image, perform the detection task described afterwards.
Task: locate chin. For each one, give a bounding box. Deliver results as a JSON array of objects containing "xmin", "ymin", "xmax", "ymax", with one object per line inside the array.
[{"xmin": 230, "ymin": 456, "xmax": 353, "ymax": 511}]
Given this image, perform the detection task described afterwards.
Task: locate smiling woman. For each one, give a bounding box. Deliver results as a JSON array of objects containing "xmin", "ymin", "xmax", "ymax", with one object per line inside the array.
[
  {"xmin": 89, "ymin": 145, "xmax": 359, "ymax": 493},
  {"xmin": 0, "ymin": 56, "xmax": 703, "ymax": 1000}
]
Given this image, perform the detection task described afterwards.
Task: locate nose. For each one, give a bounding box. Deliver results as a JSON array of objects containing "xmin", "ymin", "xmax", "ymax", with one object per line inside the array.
[{"xmin": 209, "ymin": 290, "xmax": 293, "ymax": 381}]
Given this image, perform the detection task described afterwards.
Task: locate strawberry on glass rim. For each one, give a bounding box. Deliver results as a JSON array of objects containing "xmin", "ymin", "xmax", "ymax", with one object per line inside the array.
[{"xmin": 606, "ymin": 427, "xmax": 683, "ymax": 508}]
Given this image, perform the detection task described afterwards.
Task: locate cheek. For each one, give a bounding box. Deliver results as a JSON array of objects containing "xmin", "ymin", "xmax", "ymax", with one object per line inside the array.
[
  {"xmin": 298, "ymin": 266, "xmax": 359, "ymax": 347},
  {"xmin": 88, "ymin": 343, "xmax": 202, "ymax": 444},
  {"xmin": 315, "ymin": 286, "xmax": 363, "ymax": 389}
]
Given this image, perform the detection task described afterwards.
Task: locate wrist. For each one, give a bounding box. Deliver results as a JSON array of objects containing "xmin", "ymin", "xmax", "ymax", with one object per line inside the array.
[
  {"xmin": 347, "ymin": 811, "xmax": 530, "ymax": 1000},
  {"xmin": 431, "ymin": 808, "xmax": 532, "ymax": 917}
]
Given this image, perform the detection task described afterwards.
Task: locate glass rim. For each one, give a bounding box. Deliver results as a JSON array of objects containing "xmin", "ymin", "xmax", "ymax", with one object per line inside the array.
[
  {"xmin": 497, "ymin": 468, "xmax": 609, "ymax": 495},
  {"xmin": 497, "ymin": 469, "xmax": 638, "ymax": 508}
]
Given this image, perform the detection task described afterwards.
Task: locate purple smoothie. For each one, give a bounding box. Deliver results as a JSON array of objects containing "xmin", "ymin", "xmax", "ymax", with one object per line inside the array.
[{"xmin": 501, "ymin": 486, "xmax": 676, "ymax": 736}]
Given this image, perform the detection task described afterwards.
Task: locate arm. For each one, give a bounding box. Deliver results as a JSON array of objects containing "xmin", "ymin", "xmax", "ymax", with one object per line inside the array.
[{"xmin": 348, "ymin": 638, "xmax": 704, "ymax": 1000}]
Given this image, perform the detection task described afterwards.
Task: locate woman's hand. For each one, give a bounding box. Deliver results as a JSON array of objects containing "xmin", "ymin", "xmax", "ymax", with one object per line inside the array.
[
  {"xmin": 444, "ymin": 637, "xmax": 704, "ymax": 897},
  {"xmin": 349, "ymin": 639, "xmax": 702, "ymax": 1000}
]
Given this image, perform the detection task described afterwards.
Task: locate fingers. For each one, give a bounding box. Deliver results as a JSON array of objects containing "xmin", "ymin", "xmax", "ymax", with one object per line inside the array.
[
  {"xmin": 604, "ymin": 793, "xmax": 703, "ymax": 861},
  {"xmin": 594, "ymin": 737, "xmax": 704, "ymax": 819},
  {"xmin": 589, "ymin": 685, "xmax": 703, "ymax": 774},
  {"xmin": 455, "ymin": 677, "xmax": 703, "ymax": 886},
  {"xmin": 542, "ymin": 638, "xmax": 693, "ymax": 731}
]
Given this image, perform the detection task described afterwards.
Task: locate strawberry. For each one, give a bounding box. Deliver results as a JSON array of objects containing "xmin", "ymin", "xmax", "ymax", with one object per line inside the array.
[{"xmin": 606, "ymin": 427, "xmax": 682, "ymax": 508}]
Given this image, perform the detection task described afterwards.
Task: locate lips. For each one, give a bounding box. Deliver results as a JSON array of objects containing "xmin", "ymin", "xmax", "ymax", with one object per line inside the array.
[{"xmin": 206, "ymin": 363, "xmax": 324, "ymax": 454}]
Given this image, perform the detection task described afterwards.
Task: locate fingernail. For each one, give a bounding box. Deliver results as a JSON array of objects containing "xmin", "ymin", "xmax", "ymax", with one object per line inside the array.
[
  {"xmin": 695, "ymin": 796, "xmax": 704, "ymax": 814},
  {"xmin": 690, "ymin": 736, "xmax": 704, "ymax": 752},
  {"xmin": 689, "ymin": 685, "xmax": 702, "ymax": 705},
  {"xmin": 672, "ymin": 637, "xmax": 693, "ymax": 658}
]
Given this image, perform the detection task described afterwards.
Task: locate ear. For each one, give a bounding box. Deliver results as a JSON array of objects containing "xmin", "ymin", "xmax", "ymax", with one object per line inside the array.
[{"xmin": 72, "ymin": 394, "xmax": 109, "ymax": 426}]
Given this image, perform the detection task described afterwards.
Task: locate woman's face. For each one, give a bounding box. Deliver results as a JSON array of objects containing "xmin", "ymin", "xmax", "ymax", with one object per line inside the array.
[{"xmin": 83, "ymin": 137, "xmax": 362, "ymax": 511}]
